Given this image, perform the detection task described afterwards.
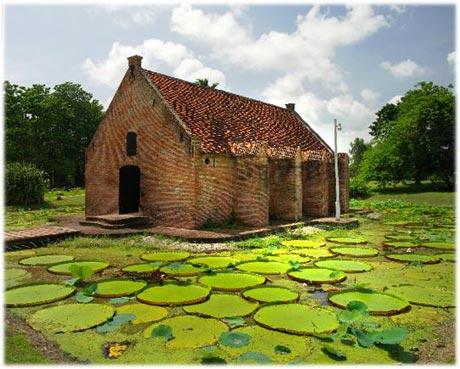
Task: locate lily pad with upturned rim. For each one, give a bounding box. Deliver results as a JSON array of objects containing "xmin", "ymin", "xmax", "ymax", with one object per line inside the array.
[
  {"xmin": 137, "ymin": 284, "xmax": 210, "ymax": 306},
  {"xmin": 236, "ymin": 261, "xmax": 290, "ymax": 275},
  {"xmin": 420, "ymin": 241, "xmax": 455, "ymax": 250},
  {"xmin": 19, "ymin": 254, "xmax": 75, "ymax": 266},
  {"xmin": 121, "ymin": 263, "xmax": 161, "ymax": 274},
  {"xmin": 115, "ymin": 303, "xmax": 168, "ymax": 324},
  {"xmin": 328, "ymin": 290, "xmax": 410, "ymax": 315},
  {"xmin": 5, "ymin": 283, "xmax": 76, "ymax": 307},
  {"xmin": 437, "ymin": 253, "xmax": 455, "ymax": 262},
  {"xmin": 326, "ymin": 237, "xmax": 367, "ymax": 244},
  {"xmin": 28, "ymin": 303, "xmax": 115, "ymax": 333},
  {"xmin": 384, "ymin": 253, "xmax": 440, "ymax": 264},
  {"xmin": 188, "ymin": 256, "xmax": 238, "ymax": 269},
  {"xmin": 287, "ymin": 268, "xmax": 347, "ymax": 284},
  {"xmin": 242, "ymin": 286, "xmax": 299, "ymax": 303},
  {"xmin": 281, "ymin": 240, "xmax": 325, "ymax": 248},
  {"xmin": 140, "ymin": 251, "xmax": 190, "ymax": 262},
  {"xmin": 253, "ymin": 303, "xmax": 339, "ymax": 335},
  {"xmin": 382, "ymin": 241, "xmax": 420, "ymax": 248},
  {"xmin": 291, "ymin": 249, "xmax": 335, "ymax": 258},
  {"xmin": 5, "ymin": 268, "xmax": 30, "ymax": 281},
  {"xmin": 93, "ymin": 279, "xmax": 147, "ymax": 298},
  {"xmin": 160, "ymin": 263, "xmax": 206, "ymax": 276},
  {"xmin": 385, "ymin": 285, "xmax": 455, "ymax": 308},
  {"xmin": 266, "ymin": 254, "xmax": 311, "ymax": 264},
  {"xmin": 183, "ymin": 294, "xmax": 258, "ymax": 318},
  {"xmin": 314, "ymin": 260, "xmax": 372, "ymax": 273},
  {"xmin": 47, "ymin": 261, "xmax": 109, "ymax": 275},
  {"xmin": 329, "ymin": 247, "xmax": 379, "ymax": 258},
  {"xmin": 198, "ymin": 272, "xmax": 266, "ymax": 291}
]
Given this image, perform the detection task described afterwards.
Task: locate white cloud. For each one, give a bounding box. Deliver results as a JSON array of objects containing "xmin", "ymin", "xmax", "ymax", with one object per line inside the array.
[
  {"xmin": 174, "ymin": 58, "xmax": 226, "ymax": 88},
  {"xmin": 381, "ymin": 59, "xmax": 428, "ymax": 78},
  {"xmin": 360, "ymin": 88, "xmax": 378, "ymax": 106},
  {"xmin": 97, "ymin": 5, "xmax": 165, "ymax": 28},
  {"xmin": 387, "ymin": 95, "xmax": 403, "ymax": 105},
  {"xmin": 389, "ymin": 5, "xmax": 406, "ymax": 14},
  {"xmin": 447, "ymin": 51, "xmax": 456, "ymax": 69}
]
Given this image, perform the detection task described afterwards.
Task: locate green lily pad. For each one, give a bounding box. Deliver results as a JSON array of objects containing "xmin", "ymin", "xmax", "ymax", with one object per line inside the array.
[
  {"xmin": 238, "ymin": 351, "xmax": 271, "ymax": 364},
  {"xmin": 19, "ymin": 254, "xmax": 75, "ymax": 266},
  {"xmin": 183, "ymin": 294, "xmax": 258, "ymax": 318},
  {"xmin": 384, "ymin": 253, "xmax": 441, "ymax": 264},
  {"xmin": 28, "ymin": 303, "xmax": 115, "ymax": 333},
  {"xmin": 93, "ymin": 279, "xmax": 147, "ymax": 298},
  {"xmin": 144, "ymin": 315, "xmax": 228, "ymax": 349},
  {"xmin": 420, "ymin": 241, "xmax": 455, "ymax": 250},
  {"xmin": 403, "ymin": 270, "xmax": 440, "ymax": 281},
  {"xmin": 266, "ymin": 254, "xmax": 311, "ymax": 264},
  {"xmin": 253, "ymin": 248, "xmax": 289, "ymax": 255},
  {"xmin": 5, "ymin": 249, "xmax": 36, "ymax": 257},
  {"xmin": 236, "ymin": 261, "xmax": 290, "ymax": 275},
  {"xmin": 253, "ymin": 303, "xmax": 339, "ymax": 334},
  {"xmin": 438, "ymin": 253, "xmax": 455, "ymax": 262},
  {"xmin": 219, "ymin": 331, "xmax": 251, "ymax": 348},
  {"xmin": 198, "ymin": 272, "xmax": 266, "ymax": 291},
  {"xmin": 116, "ymin": 303, "xmax": 168, "ymax": 324},
  {"xmin": 385, "ymin": 285, "xmax": 455, "ymax": 308},
  {"xmin": 314, "ymin": 260, "xmax": 372, "ymax": 273},
  {"xmin": 160, "ymin": 263, "xmax": 205, "ymax": 276},
  {"xmin": 382, "ymin": 241, "xmax": 420, "ymax": 248},
  {"xmin": 383, "ymin": 221, "xmax": 409, "ymax": 226},
  {"xmin": 137, "ymin": 284, "xmax": 210, "ymax": 305},
  {"xmin": 242, "ymin": 286, "xmax": 299, "ymax": 303},
  {"xmin": 140, "ymin": 251, "xmax": 190, "ymax": 262},
  {"xmin": 121, "ymin": 263, "xmax": 161, "ymax": 273},
  {"xmin": 292, "ymin": 248, "xmax": 335, "ymax": 258},
  {"xmin": 47, "ymin": 261, "xmax": 109, "ymax": 275},
  {"xmin": 329, "ymin": 247, "xmax": 379, "ymax": 257},
  {"xmin": 5, "ymin": 268, "xmax": 30, "ymax": 281},
  {"xmin": 326, "ymin": 237, "xmax": 367, "ymax": 244},
  {"xmin": 5, "ymin": 283, "xmax": 76, "ymax": 307},
  {"xmin": 329, "ymin": 290, "xmax": 410, "ymax": 315},
  {"xmin": 384, "ymin": 234, "xmax": 418, "ymax": 241},
  {"xmin": 188, "ymin": 256, "xmax": 238, "ymax": 269},
  {"xmin": 288, "ymin": 268, "xmax": 347, "ymax": 284},
  {"xmin": 281, "ymin": 240, "xmax": 325, "ymax": 248}
]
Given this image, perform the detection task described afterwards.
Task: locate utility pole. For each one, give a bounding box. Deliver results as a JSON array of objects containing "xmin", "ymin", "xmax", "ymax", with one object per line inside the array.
[{"xmin": 334, "ymin": 119, "xmax": 342, "ymax": 220}]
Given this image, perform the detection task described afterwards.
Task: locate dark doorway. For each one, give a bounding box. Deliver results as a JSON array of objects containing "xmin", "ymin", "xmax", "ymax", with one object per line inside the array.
[{"xmin": 119, "ymin": 165, "xmax": 140, "ymax": 214}]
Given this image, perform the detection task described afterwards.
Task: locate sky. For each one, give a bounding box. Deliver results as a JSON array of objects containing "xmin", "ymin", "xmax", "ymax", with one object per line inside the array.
[{"xmin": 2, "ymin": 0, "xmax": 457, "ymax": 152}]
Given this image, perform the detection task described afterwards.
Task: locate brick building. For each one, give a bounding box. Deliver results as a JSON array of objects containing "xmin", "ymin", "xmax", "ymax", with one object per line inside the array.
[{"xmin": 85, "ymin": 55, "xmax": 349, "ymax": 229}]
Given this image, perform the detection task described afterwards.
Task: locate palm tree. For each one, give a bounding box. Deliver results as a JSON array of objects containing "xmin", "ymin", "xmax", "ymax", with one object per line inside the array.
[{"xmin": 194, "ymin": 78, "xmax": 219, "ymax": 89}]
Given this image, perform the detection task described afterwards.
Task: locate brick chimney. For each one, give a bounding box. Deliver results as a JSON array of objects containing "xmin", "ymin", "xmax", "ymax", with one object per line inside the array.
[
  {"xmin": 128, "ymin": 55, "xmax": 143, "ymax": 69},
  {"xmin": 285, "ymin": 103, "xmax": 295, "ymax": 111}
]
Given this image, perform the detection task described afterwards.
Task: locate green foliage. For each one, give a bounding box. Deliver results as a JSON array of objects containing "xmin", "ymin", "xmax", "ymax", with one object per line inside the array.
[
  {"xmin": 349, "ymin": 177, "xmax": 371, "ymax": 199},
  {"xmin": 150, "ymin": 324, "xmax": 173, "ymax": 340},
  {"xmin": 64, "ymin": 265, "xmax": 95, "ymax": 287},
  {"xmin": 274, "ymin": 345, "xmax": 291, "ymax": 355},
  {"xmin": 6, "ymin": 162, "xmax": 48, "ymax": 205},
  {"xmin": 194, "ymin": 78, "xmax": 219, "ymax": 89},
  {"xmin": 198, "ymin": 347, "xmax": 227, "ymax": 364},
  {"xmin": 218, "ymin": 331, "xmax": 251, "ymax": 348},
  {"xmin": 237, "ymin": 352, "xmax": 271, "ymax": 363},
  {"xmin": 349, "ymin": 137, "xmax": 370, "ymax": 178},
  {"xmin": 96, "ymin": 313, "xmax": 136, "ymax": 333},
  {"xmin": 221, "ymin": 317, "xmax": 247, "ymax": 328}
]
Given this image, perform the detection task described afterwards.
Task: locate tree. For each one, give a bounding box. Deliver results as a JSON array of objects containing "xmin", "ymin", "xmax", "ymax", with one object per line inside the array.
[
  {"xmin": 194, "ymin": 78, "xmax": 219, "ymax": 89},
  {"xmin": 369, "ymin": 103, "xmax": 400, "ymax": 140},
  {"xmin": 348, "ymin": 137, "xmax": 370, "ymax": 178}
]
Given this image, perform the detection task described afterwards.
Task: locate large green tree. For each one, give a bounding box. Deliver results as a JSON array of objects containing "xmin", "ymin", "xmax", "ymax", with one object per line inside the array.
[
  {"xmin": 348, "ymin": 137, "xmax": 370, "ymax": 178},
  {"xmin": 4, "ymin": 81, "xmax": 104, "ymax": 187}
]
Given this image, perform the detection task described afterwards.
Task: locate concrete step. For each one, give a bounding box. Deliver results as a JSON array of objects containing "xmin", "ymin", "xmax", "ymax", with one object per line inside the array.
[
  {"xmin": 78, "ymin": 220, "xmax": 129, "ymax": 229},
  {"xmin": 85, "ymin": 213, "xmax": 150, "ymax": 225}
]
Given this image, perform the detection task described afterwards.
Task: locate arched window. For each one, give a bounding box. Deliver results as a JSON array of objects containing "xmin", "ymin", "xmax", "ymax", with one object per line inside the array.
[{"xmin": 126, "ymin": 132, "xmax": 137, "ymax": 156}]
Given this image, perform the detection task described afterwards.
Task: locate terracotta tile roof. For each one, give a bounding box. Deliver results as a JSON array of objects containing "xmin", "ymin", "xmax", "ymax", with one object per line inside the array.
[{"xmin": 143, "ymin": 69, "xmax": 331, "ymax": 156}]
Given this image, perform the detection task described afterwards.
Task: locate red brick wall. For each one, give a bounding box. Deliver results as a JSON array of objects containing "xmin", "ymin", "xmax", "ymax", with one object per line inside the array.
[{"xmin": 302, "ymin": 157, "xmax": 330, "ymax": 217}]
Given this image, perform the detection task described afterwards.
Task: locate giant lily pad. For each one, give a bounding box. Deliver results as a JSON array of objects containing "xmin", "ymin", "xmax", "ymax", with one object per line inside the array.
[
  {"xmin": 137, "ymin": 284, "xmax": 210, "ymax": 305},
  {"xmin": 314, "ymin": 260, "xmax": 372, "ymax": 273},
  {"xmin": 288, "ymin": 268, "xmax": 346, "ymax": 284},
  {"xmin": 385, "ymin": 285, "xmax": 455, "ymax": 308},
  {"xmin": 5, "ymin": 268, "xmax": 30, "ymax": 281},
  {"xmin": 326, "ymin": 237, "xmax": 367, "ymax": 244},
  {"xmin": 382, "ymin": 241, "xmax": 420, "ymax": 248},
  {"xmin": 420, "ymin": 241, "xmax": 455, "ymax": 250},
  {"xmin": 281, "ymin": 240, "xmax": 325, "ymax": 248},
  {"xmin": 242, "ymin": 286, "xmax": 299, "ymax": 303},
  {"xmin": 329, "ymin": 247, "xmax": 379, "ymax": 258},
  {"xmin": 144, "ymin": 315, "xmax": 228, "ymax": 349},
  {"xmin": 329, "ymin": 290, "xmax": 410, "ymax": 315},
  {"xmin": 292, "ymin": 249, "xmax": 334, "ymax": 258},
  {"xmin": 266, "ymin": 254, "xmax": 311, "ymax": 264},
  {"xmin": 141, "ymin": 252, "xmax": 190, "ymax": 262},
  {"xmin": 160, "ymin": 263, "xmax": 205, "ymax": 276},
  {"xmin": 116, "ymin": 303, "xmax": 168, "ymax": 324},
  {"xmin": 384, "ymin": 234, "xmax": 420, "ymax": 241},
  {"xmin": 183, "ymin": 294, "xmax": 258, "ymax": 318},
  {"xmin": 121, "ymin": 263, "xmax": 161, "ymax": 274},
  {"xmin": 384, "ymin": 253, "xmax": 440, "ymax": 264},
  {"xmin": 236, "ymin": 261, "xmax": 290, "ymax": 275},
  {"xmin": 47, "ymin": 261, "xmax": 109, "ymax": 275},
  {"xmin": 5, "ymin": 283, "xmax": 76, "ymax": 307},
  {"xmin": 28, "ymin": 303, "xmax": 115, "ymax": 333},
  {"xmin": 198, "ymin": 272, "xmax": 266, "ymax": 291},
  {"xmin": 93, "ymin": 279, "xmax": 147, "ymax": 298},
  {"xmin": 19, "ymin": 254, "xmax": 75, "ymax": 266},
  {"xmin": 188, "ymin": 256, "xmax": 238, "ymax": 269},
  {"xmin": 253, "ymin": 303, "xmax": 339, "ymax": 334},
  {"xmin": 438, "ymin": 253, "xmax": 455, "ymax": 262}
]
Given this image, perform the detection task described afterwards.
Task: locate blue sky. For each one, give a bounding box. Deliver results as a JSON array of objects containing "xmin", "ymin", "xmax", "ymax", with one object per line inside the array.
[{"xmin": 3, "ymin": 1, "xmax": 456, "ymax": 151}]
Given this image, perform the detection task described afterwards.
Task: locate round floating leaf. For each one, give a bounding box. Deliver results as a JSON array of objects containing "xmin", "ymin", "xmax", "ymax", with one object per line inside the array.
[
  {"xmin": 47, "ymin": 261, "xmax": 109, "ymax": 275},
  {"xmin": 242, "ymin": 286, "xmax": 299, "ymax": 303},
  {"xmin": 293, "ymin": 248, "xmax": 334, "ymax": 258},
  {"xmin": 188, "ymin": 256, "xmax": 238, "ymax": 269},
  {"xmin": 116, "ymin": 303, "xmax": 168, "ymax": 324},
  {"xmin": 274, "ymin": 345, "xmax": 291, "ymax": 355},
  {"xmin": 384, "ymin": 234, "xmax": 422, "ymax": 242},
  {"xmin": 420, "ymin": 241, "xmax": 455, "ymax": 250},
  {"xmin": 329, "ymin": 290, "xmax": 410, "ymax": 315},
  {"xmin": 384, "ymin": 253, "xmax": 440, "ymax": 264},
  {"xmin": 253, "ymin": 248, "xmax": 289, "ymax": 255},
  {"xmin": 438, "ymin": 253, "xmax": 455, "ymax": 262},
  {"xmin": 160, "ymin": 263, "xmax": 205, "ymax": 276},
  {"xmin": 403, "ymin": 270, "xmax": 440, "ymax": 281},
  {"xmin": 183, "ymin": 294, "xmax": 258, "ymax": 318},
  {"xmin": 28, "ymin": 303, "xmax": 115, "ymax": 333},
  {"xmin": 140, "ymin": 251, "xmax": 190, "ymax": 262},
  {"xmin": 5, "ymin": 283, "xmax": 76, "ymax": 307},
  {"xmin": 150, "ymin": 324, "xmax": 173, "ymax": 340},
  {"xmin": 281, "ymin": 240, "xmax": 325, "ymax": 248},
  {"xmin": 93, "ymin": 279, "xmax": 147, "ymax": 298},
  {"xmin": 254, "ymin": 303, "xmax": 339, "ymax": 334},
  {"xmin": 382, "ymin": 241, "xmax": 420, "ymax": 248},
  {"xmin": 198, "ymin": 272, "xmax": 266, "ymax": 291},
  {"xmin": 288, "ymin": 268, "xmax": 346, "ymax": 284},
  {"xmin": 5, "ymin": 268, "xmax": 30, "ymax": 281},
  {"xmin": 121, "ymin": 263, "xmax": 160, "ymax": 273},
  {"xmin": 329, "ymin": 247, "xmax": 379, "ymax": 258},
  {"xmin": 144, "ymin": 315, "xmax": 228, "ymax": 349},
  {"xmin": 385, "ymin": 285, "xmax": 455, "ymax": 308},
  {"xmin": 19, "ymin": 254, "xmax": 75, "ymax": 266},
  {"xmin": 238, "ymin": 352, "xmax": 271, "ymax": 364},
  {"xmin": 219, "ymin": 331, "xmax": 251, "ymax": 348},
  {"xmin": 326, "ymin": 237, "xmax": 367, "ymax": 244},
  {"xmin": 314, "ymin": 260, "xmax": 372, "ymax": 273},
  {"xmin": 236, "ymin": 261, "xmax": 290, "ymax": 275},
  {"xmin": 267, "ymin": 254, "xmax": 311, "ymax": 264},
  {"xmin": 137, "ymin": 284, "xmax": 210, "ymax": 305}
]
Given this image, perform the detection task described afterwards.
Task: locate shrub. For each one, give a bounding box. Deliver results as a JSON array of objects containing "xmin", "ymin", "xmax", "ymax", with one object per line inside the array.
[
  {"xmin": 6, "ymin": 162, "xmax": 48, "ymax": 205},
  {"xmin": 349, "ymin": 177, "xmax": 371, "ymax": 199}
]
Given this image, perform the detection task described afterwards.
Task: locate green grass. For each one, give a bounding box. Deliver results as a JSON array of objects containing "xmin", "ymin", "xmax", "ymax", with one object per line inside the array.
[
  {"xmin": 4, "ymin": 326, "xmax": 53, "ymax": 364},
  {"xmin": 364, "ymin": 192, "xmax": 455, "ymax": 208}
]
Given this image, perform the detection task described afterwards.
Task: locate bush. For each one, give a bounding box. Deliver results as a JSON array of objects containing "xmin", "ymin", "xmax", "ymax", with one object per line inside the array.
[
  {"xmin": 349, "ymin": 177, "xmax": 371, "ymax": 199},
  {"xmin": 6, "ymin": 162, "xmax": 48, "ymax": 205}
]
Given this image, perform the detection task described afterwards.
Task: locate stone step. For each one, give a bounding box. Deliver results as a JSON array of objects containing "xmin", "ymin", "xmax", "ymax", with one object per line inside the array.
[
  {"xmin": 78, "ymin": 220, "xmax": 129, "ymax": 229},
  {"xmin": 85, "ymin": 213, "xmax": 150, "ymax": 225}
]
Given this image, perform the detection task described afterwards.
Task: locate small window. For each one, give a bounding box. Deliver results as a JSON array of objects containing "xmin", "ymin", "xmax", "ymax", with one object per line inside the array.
[
  {"xmin": 127, "ymin": 132, "xmax": 137, "ymax": 156},
  {"xmin": 204, "ymin": 157, "xmax": 211, "ymax": 165}
]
